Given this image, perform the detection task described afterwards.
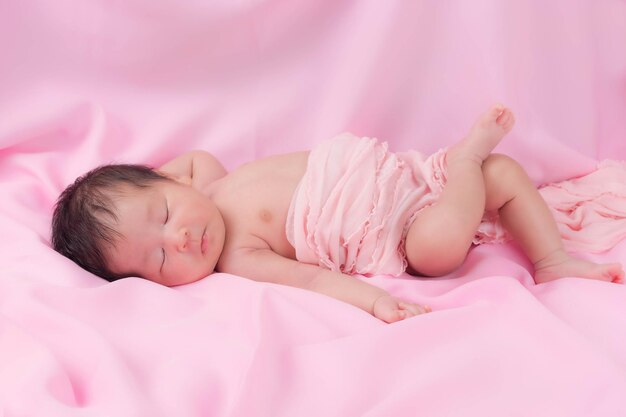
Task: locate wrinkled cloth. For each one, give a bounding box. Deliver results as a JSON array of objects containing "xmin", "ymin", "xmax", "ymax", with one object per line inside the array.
[
  {"xmin": 4, "ymin": 2, "xmax": 626, "ymax": 416},
  {"xmin": 539, "ymin": 159, "xmax": 626, "ymax": 253},
  {"xmin": 468, "ymin": 160, "xmax": 626, "ymax": 253},
  {"xmin": 286, "ymin": 133, "xmax": 506, "ymax": 276}
]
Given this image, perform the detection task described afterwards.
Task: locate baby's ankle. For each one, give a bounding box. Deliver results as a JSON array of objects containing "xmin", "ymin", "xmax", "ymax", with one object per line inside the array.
[
  {"xmin": 533, "ymin": 248, "xmax": 569, "ymax": 271},
  {"xmin": 446, "ymin": 144, "xmax": 485, "ymax": 167}
]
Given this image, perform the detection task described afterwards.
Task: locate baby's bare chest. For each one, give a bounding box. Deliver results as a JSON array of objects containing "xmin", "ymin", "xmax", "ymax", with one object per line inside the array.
[{"xmin": 215, "ymin": 151, "xmax": 309, "ymax": 258}]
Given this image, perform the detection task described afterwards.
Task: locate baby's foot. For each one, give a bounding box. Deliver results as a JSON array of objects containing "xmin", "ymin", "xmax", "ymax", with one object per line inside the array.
[
  {"xmin": 448, "ymin": 104, "xmax": 515, "ymax": 165},
  {"xmin": 534, "ymin": 250, "xmax": 625, "ymax": 284}
]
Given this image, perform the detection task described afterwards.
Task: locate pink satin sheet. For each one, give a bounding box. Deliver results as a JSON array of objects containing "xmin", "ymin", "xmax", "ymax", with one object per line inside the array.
[{"xmin": 3, "ymin": 1, "xmax": 626, "ymax": 416}]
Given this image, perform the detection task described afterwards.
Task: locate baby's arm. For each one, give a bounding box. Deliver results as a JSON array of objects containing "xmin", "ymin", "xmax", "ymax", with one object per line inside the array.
[
  {"xmin": 221, "ymin": 247, "xmax": 430, "ymax": 323},
  {"xmin": 157, "ymin": 150, "xmax": 227, "ymax": 192}
]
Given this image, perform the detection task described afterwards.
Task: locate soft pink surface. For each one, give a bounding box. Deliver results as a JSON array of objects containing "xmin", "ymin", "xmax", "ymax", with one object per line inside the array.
[{"xmin": 2, "ymin": 1, "xmax": 626, "ymax": 416}]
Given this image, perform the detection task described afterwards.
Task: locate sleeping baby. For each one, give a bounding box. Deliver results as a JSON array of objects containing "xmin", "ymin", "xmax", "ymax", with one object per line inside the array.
[{"xmin": 51, "ymin": 105, "xmax": 624, "ymax": 323}]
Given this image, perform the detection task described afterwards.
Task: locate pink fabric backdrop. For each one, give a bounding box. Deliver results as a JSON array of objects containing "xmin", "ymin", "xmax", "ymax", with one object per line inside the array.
[{"xmin": 1, "ymin": 1, "xmax": 626, "ymax": 415}]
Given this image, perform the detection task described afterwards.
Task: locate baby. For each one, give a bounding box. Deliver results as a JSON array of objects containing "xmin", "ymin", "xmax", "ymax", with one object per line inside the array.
[{"xmin": 52, "ymin": 105, "xmax": 624, "ymax": 323}]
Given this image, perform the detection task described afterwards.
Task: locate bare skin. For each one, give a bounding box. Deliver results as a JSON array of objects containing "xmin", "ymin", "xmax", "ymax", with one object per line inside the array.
[{"xmin": 107, "ymin": 105, "xmax": 624, "ymax": 324}]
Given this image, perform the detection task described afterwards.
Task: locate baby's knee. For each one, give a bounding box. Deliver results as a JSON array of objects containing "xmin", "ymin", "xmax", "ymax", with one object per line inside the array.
[
  {"xmin": 482, "ymin": 153, "xmax": 526, "ymax": 183},
  {"xmin": 407, "ymin": 247, "xmax": 466, "ymax": 277},
  {"xmin": 405, "ymin": 229, "xmax": 468, "ymax": 277}
]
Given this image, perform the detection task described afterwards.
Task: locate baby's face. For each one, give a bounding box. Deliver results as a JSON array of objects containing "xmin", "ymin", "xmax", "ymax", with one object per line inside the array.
[{"xmin": 106, "ymin": 181, "xmax": 225, "ymax": 286}]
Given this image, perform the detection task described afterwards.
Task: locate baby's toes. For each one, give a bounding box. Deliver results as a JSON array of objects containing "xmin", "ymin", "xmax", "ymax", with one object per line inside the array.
[
  {"xmin": 488, "ymin": 104, "xmax": 505, "ymax": 120},
  {"xmin": 608, "ymin": 263, "xmax": 625, "ymax": 283},
  {"xmin": 496, "ymin": 108, "xmax": 511, "ymax": 124},
  {"xmin": 497, "ymin": 109, "xmax": 515, "ymax": 132}
]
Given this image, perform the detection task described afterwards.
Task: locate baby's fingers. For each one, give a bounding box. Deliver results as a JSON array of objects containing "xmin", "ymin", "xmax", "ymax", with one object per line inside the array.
[
  {"xmin": 399, "ymin": 302, "xmax": 431, "ymax": 316},
  {"xmin": 382, "ymin": 309, "xmax": 407, "ymax": 323},
  {"xmin": 374, "ymin": 306, "xmax": 404, "ymax": 323}
]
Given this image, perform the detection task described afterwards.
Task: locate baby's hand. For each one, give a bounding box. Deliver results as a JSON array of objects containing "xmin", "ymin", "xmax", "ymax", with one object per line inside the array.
[{"xmin": 373, "ymin": 295, "xmax": 431, "ymax": 323}]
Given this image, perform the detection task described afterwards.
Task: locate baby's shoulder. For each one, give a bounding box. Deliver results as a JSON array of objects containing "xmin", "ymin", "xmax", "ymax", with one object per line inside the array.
[
  {"xmin": 214, "ymin": 151, "xmax": 309, "ymax": 206},
  {"xmin": 232, "ymin": 151, "xmax": 309, "ymax": 179}
]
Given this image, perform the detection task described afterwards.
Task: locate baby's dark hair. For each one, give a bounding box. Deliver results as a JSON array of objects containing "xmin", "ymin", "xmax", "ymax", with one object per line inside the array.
[{"xmin": 51, "ymin": 164, "xmax": 171, "ymax": 281}]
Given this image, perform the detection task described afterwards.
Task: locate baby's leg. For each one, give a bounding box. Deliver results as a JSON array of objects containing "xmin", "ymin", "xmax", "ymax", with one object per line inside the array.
[
  {"xmin": 405, "ymin": 104, "xmax": 514, "ymax": 276},
  {"xmin": 482, "ymin": 154, "xmax": 624, "ymax": 283}
]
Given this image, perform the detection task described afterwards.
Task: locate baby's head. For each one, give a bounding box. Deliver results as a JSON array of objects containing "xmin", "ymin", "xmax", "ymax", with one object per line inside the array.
[{"xmin": 52, "ymin": 164, "xmax": 225, "ymax": 286}]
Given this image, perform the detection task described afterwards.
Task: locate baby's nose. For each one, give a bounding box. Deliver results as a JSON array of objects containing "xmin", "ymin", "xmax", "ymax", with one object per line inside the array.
[{"xmin": 172, "ymin": 227, "xmax": 190, "ymax": 252}]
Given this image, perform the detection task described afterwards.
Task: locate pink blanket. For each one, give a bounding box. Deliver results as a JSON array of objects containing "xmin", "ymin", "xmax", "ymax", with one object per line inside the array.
[{"xmin": 2, "ymin": 1, "xmax": 626, "ymax": 415}]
